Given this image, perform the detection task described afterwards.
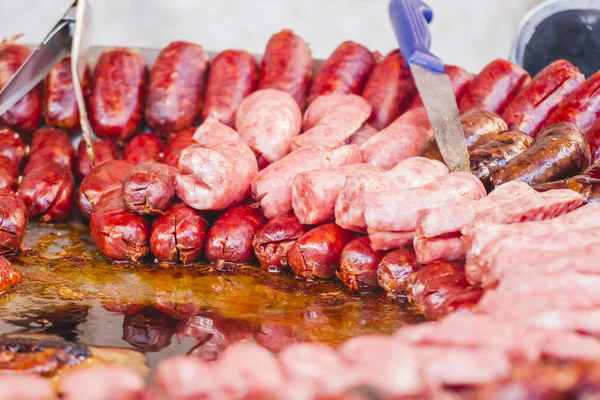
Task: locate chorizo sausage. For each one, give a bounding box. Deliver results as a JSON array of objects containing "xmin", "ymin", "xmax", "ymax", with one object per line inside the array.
[
  {"xmin": 77, "ymin": 159, "xmax": 135, "ymax": 219},
  {"xmin": 586, "ymin": 118, "xmax": 600, "ymax": 164},
  {"xmin": 90, "ymin": 188, "xmax": 149, "ymax": 262},
  {"xmin": 252, "ymin": 213, "xmax": 309, "ymax": 273},
  {"xmin": 145, "ymin": 42, "xmax": 209, "ymax": 134},
  {"xmin": 288, "ymin": 223, "xmax": 357, "ymax": 280},
  {"xmin": 203, "ymin": 49, "xmax": 258, "ymax": 127},
  {"xmin": 122, "ymin": 133, "xmax": 164, "ymax": 165},
  {"xmin": 259, "ymin": 30, "xmax": 313, "ymax": 109},
  {"xmin": 0, "ymin": 190, "xmax": 27, "ymax": 255},
  {"xmin": 0, "ymin": 256, "xmax": 22, "ymax": 293},
  {"xmin": 76, "ymin": 139, "xmax": 119, "ymax": 180},
  {"xmin": 436, "ymin": 287, "xmax": 484, "ymax": 319},
  {"xmin": 376, "ymin": 247, "xmax": 420, "ymax": 296},
  {"xmin": 150, "ymin": 203, "xmax": 208, "ymax": 264},
  {"xmin": 18, "ymin": 167, "xmax": 74, "ymax": 222},
  {"xmin": 23, "ymin": 128, "xmax": 75, "ymax": 175},
  {"xmin": 122, "ymin": 162, "xmax": 178, "ymax": 215},
  {"xmin": 337, "ymin": 236, "xmax": 385, "ymax": 290},
  {"xmin": 408, "ymin": 64, "xmax": 472, "ymax": 110},
  {"xmin": 0, "ymin": 44, "xmax": 42, "ymax": 136},
  {"xmin": 89, "ymin": 48, "xmax": 147, "ymax": 142},
  {"xmin": 0, "ymin": 157, "xmax": 17, "ymax": 192},
  {"xmin": 0, "ymin": 127, "xmax": 26, "ymax": 167},
  {"xmin": 44, "ymin": 56, "xmax": 91, "ymax": 133},
  {"xmin": 502, "ymin": 60, "xmax": 584, "ymax": 137},
  {"xmin": 458, "ymin": 59, "xmax": 531, "ymax": 115},
  {"xmin": 491, "ymin": 122, "xmax": 591, "ymax": 188},
  {"xmin": 361, "ymin": 49, "xmax": 416, "ymax": 130},
  {"xmin": 203, "ymin": 204, "xmax": 266, "ymax": 269},
  {"xmin": 307, "ymin": 41, "xmax": 376, "ymax": 104},
  {"xmin": 162, "ymin": 129, "xmax": 196, "ymax": 168}
]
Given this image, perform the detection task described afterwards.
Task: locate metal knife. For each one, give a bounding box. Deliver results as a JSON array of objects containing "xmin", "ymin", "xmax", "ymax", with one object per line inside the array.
[{"xmin": 388, "ymin": 0, "xmax": 469, "ymax": 172}]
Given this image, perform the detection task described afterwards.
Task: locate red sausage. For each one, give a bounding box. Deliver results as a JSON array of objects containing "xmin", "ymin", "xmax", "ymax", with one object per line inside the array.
[
  {"xmin": 0, "ymin": 127, "xmax": 26, "ymax": 191},
  {"xmin": 502, "ymin": 60, "xmax": 584, "ymax": 137},
  {"xmin": 23, "ymin": 128, "xmax": 75, "ymax": 176},
  {"xmin": 90, "ymin": 188, "xmax": 149, "ymax": 262},
  {"xmin": 437, "ymin": 287, "xmax": 484, "ymax": 319},
  {"xmin": 337, "ymin": 236, "xmax": 385, "ymax": 290},
  {"xmin": 203, "ymin": 204, "xmax": 266, "ymax": 269},
  {"xmin": 122, "ymin": 133, "xmax": 164, "ymax": 165},
  {"xmin": 203, "ymin": 49, "xmax": 259, "ymax": 127},
  {"xmin": 376, "ymin": 247, "xmax": 420, "ymax": 296},
  {"xmin": 145, "ymin": 42, "xmax": 209, "ymax": 134},
  {"xmin": 150, "ymin": 203, "xmax": 208, "ymax": 264},
  {"xmin": 288, "ymin": 223, "xmax": 357, "ymax": 280},
  {"xmin": 252, "ymin": 213, "xmax": 310, "ymax": 273},
  {"xmin": 459, "ymin": 59, "xmax": 531, "ymax": 115},
  {"xmin": 0, "ymin": 156, "xmax": 18, "ymax": 192},
  {"xmin": 408, "ymin": 64, "xmax": 473, "ymax": 110},
  {"xmin": 44, "ymin": 56, "xmax": 91, "ymax": 133},
  {"xmin": 77, "ymin": 159, "xmax": 135, "ymax": 219},
  {"xmin": 545, "ymin": 69, "xmax": 600, "ymax": 133},
  {"xmin": 361, "ymin": 49, "xmax": 416, "ymax": 130},
  {"xmin": 0, "ymin": 256, "xmax": 22, "ymax": 293},
  {"xmin": 0, "ymin": 190, "xmax": 27, "ymax": 255},
  {"xmin": 122, "ymin": 162, "xmax": 178, "ymax": 215},
  {"xmin": 259, "ymin": 30, "xmax": 313, "ymax": 109},
  {"xmin": 162, "ymin": 129, "xmax": 196, "ymax": 168},
  {"xmin": 89, "ymin": 48, "xmax": 147, "ymax": 142},
  {"xmin": 0, "ymin": 44, "xmax": 42, "ymax": 136},
  {"xmin": 76, "ymin": 139, "xmax": 119, "ymax": 180},
  {"xmin": 307, "ymin": 41, "xmax": 376, "ymax": 105},
  {"xmin": 586, "ymin": 119, "xmax": 600, "ymax": 164}
]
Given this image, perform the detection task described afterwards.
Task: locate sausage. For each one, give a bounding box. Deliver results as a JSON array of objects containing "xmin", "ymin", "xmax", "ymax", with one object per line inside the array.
[
  {"xmin": 288, "ymin": 223, "xmax": 357, "ymax": 280},
  {"xmin": 89, "ymin": 48, "xmax": 147, "ymax": 142},
  {"xmin": 18, "ymin": 167, "xmax": 74, "ymax": 222},
  {"xmin": 162, "ymin": 129, "xmax": 196, "ymax": 168},
  {"xmin": 90, "ymin": 188, "xmax": 149, "ymax": 262},
  {"xmin": 150, "ymin": 203, "xmax": 208, "ymax": 264},
  {"xmin": 337, "ymin": 236, "xmax": 385, "ymax": 290},
  {"xmin": 0, "ymin": 190, "xmax": 27, "ymax": 255},
  {"xmin": 376, "ymin": 247, "xmax": 420, "ymax": 296},
  {"xmin": 235, "ymin": 89, "xmax": 302, "ymax": 167},
  {"xmin": 586, "ymin": 118, "xmax": 600, "ymax": 164},
  {"xmin": 204, "ymin": 204, "xmax": 266, "ymax": 269},
  {"xmin": 203, "ymin": 49, "xmax": 258, "ymax": 127},
  {"xmin": 458, "ymin": 59, "xmax": 531, "ymax": 115},
  {"xmin": 0, "ymin": 157, "xmax": 17, "ymax": 192},
  {"xmin": 502, "ymin": 60, "xmax": 584, "ymax": 137},
  {"xmin": 0, "ymin": 256, "xmax": 22, "ymax": 293},
  {"xmin": 470, "ymin": 130, "xmax": 533, "ymax": 188},
  {"xmin": 437, "ymin": 287, "xmax": 484, "ymax": 319},
  {"xmin": 307, "ymin": 41, "xmax": 376, "ymax": 105},
  {"xmin": 545, "ymin": 69, "xmax": 600, "ymax": 133},
  {"xmin": 122, "ymin": 162, "xmax": 178, "ymax": 215},
  {"xmin": 361, "ymin": 49, "xmax": 416, "ymax": 130},
  {"xmin": 259, "ymin": 30, "xmax": 313, "ymax": 109},
  {"xmin": 533, "ymin": 161, "xmax": 600, "ymax": 204},
  {"xmin": 252, "ymin": 213, "xmax": 309, "ymax": 273},
  {"xmin": 77, "ymin": 159, "xmax": 135, "ymax": 219},
  {"xmin": 0, "ymin": 44, "xmax": 42, "ymax": 136},
  {"xmin": 122, "ymin": 133, "xmax": 164, "ymax": 165},
  {"xmin": 76, "ymin": 139, "xmax": 119, "ymax": 180},
  {"xmin": 23, "ymin": 128, "xmax": 75, "ymax": 175},
  {"xmin": 44, "ymin": 56, "xmax": 91, "ymax": 133},
  {"xmin": 491, "ymin": 122, "xmax": 591, "ymax": 188},
  {"xmin": 0, "ymin": 127, "xmax": 26, "ymax": 167},
  {"xmin": 408, "ymin": 64, "xmax": 473, "ymax": 110},
  {"xmin": 145, "ymin": 42, "xmax": 209, "ymax": 134}
]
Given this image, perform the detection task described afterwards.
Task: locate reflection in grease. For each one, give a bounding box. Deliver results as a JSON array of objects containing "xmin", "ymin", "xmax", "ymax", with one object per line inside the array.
[{"xmin": 122, "ymin": 307, "xmax": 178, "ymax": 353}]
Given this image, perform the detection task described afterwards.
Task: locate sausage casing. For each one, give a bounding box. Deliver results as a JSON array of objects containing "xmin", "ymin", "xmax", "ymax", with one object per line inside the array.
[
  {"xmin": 0, "ymin": 127, "xmax": 26, "ymax": 167},
  {"xmin": 122, "ymin": 133, "xmax": 164, "ymax": 165},
  {"xmin": 23, "ymin": 128, "xmax": 75, "ymax": 175},
  {"xmin": 337, "ymin": 236, "xmax": 385, "ymax": 290},
  {"xmin": 18, "ymin": 167, "xmax": 74, "ymax": 222},
  {"xmin": 122, "ymin": 162, "xmax": 178, "ymax": 215}
]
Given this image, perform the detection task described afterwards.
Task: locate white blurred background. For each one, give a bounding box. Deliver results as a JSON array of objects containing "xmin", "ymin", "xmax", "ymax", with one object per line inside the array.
[{"xmin": 0, "ymin": 0, "xmax": 541, "ymax": 72}]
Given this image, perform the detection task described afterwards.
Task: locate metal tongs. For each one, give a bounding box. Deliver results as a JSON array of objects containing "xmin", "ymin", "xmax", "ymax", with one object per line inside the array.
[{"xmin": 0, "ymin": 0, "xmax": 95, "ymax": 163}]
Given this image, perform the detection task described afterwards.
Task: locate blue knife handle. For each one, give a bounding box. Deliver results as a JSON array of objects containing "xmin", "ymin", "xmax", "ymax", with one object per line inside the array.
[{"xmin": 388, "ymin": 0, "xmax": 445, "ymax": 73}]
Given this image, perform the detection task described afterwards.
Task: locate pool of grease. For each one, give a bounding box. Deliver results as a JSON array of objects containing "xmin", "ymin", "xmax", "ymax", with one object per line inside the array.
[{"xmin": 0, "ymin": 221, "xmax": 423, "ymax": 369}]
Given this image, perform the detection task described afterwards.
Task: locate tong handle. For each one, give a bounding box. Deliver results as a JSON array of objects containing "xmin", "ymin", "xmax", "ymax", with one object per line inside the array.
[{"xmin": 388, "ymin": 0, "xmax": 444, "ymax": 73}]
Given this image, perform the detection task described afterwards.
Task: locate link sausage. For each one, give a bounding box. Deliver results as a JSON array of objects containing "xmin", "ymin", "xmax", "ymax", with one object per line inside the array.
[
  {"xmin": 0, "ymin": 190, "xmax": 27, "ymax": 255},
  {"xmin": 23, "ymin": 128, "xmax": 75, "ymax": 175},
  {"xmin": 162, "ymin": 129, "xmax": 196, "ymax": 168},
  {"xmin": 0, "ymin": 256, "xmax": 22, "ymax": 293},
  {"xmin": 337, "ymin": 236, "xmax": 385, "ymax": 290},
  {"xmin": 122, "ymin": 162, "xmax": 178, "ymax": 215},
  {"xmin": 376, "ymin": 247, "xmax": 420, "ymax": 296},
  {"xmin": 0, "ymin": 127, "xmax": 25, "ymax": 191},
  {"xmin": 408, "ymin": 64, "xmax": 472, "ymax": 110},
  {"xmin": 76, "ymin": 139, "xmax": 119, "ymax": 180},
  {"xmin": 122, "ymin": 133, "xmax": 164, "ymax": 165}
]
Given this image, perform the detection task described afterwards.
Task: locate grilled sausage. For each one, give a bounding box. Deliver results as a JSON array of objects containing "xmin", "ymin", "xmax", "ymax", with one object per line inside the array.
[
  {"xmin": 122, "ymin": 133, "xmax": 164, "ymax": 165},
  {"xmin": 0, "ymin": 127, "xmax": 26, "ymax": 191},
  {"xmin": 376, "ymin": 247, "xmax": 420, "ymax": 296},
  {"xmin": 203, "ymin": 49, "xmax": 258, "ymax": 127},
  {"xmin": 259, "ymin": 30, "xmax": 313, "ymax": 109},
  {"xmin": 76, "ymin": 139, "xmax": 119, "ymax": 180},
  {"xmin": 203, "ymin": 204, "xmax": 266, "ymax": 269},
  {"xmin": 0, "ymin": 256, "xmax": 22, "ymax": 293},
  {"xmin": 502, "ymin": 60, "xmax": 584, "ymax": 137},
  {"xmin": 408, "ymin": 64, "xmax": 473, "ymax": 110},
  {"xmin": 145, "ymin": 42, "xmax": 209, "ymax": 134},
  {"xmin": 0, "ymin": 44, "xmax": 42, "ymax": 136},
  {"xmin": 533, "ymin": 161, "xmax": 600, "ymax": 204},
  {"xmin": 89, "ymin": 48, "xmax": 147, "ymax": 142},
  {"xmin": 90, "ymin": 188, "xmax": 149, "ymax": 262},
  {"xmin": 307, "ymin": 41, "xmax": 376, "ymax": 104},
  {"xmin": 288, "ymin": 223, "xmax": 357, "ymax": 280},
  {"xmin": 23, "ymin": 128, "xmax": 75, "ymax": 175},
  {"xmin": 162, "ymin": 129, "xmax": 196, "ymax": 168},
  {"xmin": 458, "ymin": 59, "xmax": 531, "ymax": 115},
  {"xmin": 150, "ymin": 203, "xmax": 208, "ymax": 264},
  {"xmin": 252, "ymin": 213, "xmax": 309, "ymax": 273},
  {"xmin": 491, "ymin": 122, "xmax": 590, "ymax": 188},
  {"xmin": 337, "ymin": 236, "xmax": 385, "ymax": 290},
  {"xmin": 44, "ymin": 56, "xmax": 91, "ymax": 133},
  {"xmin": 0, "ymin": 156, "xmax": 17, "ymax": 192},
  {"xmin": 77, "ymin": 159, "xmax": 135, "ymax": 219},
  {"xmin": 122, "ymin": 162, "xmax": 178, "ymax": 215},
  {"xmin": 0, "ymin": 190, "xmax": 27, "ymax": 255}
]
